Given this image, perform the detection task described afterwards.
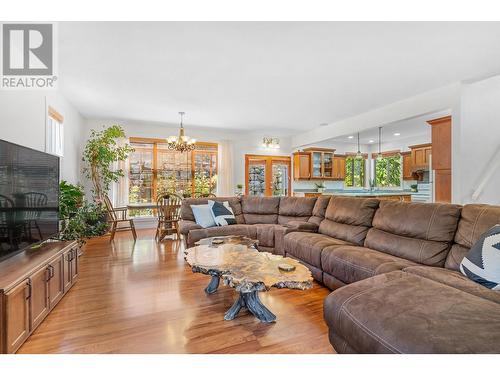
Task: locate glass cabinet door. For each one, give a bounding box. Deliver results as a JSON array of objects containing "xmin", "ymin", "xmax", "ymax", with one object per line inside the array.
[
  {"xmin": 271, "ymin": 162, "xmax": 289, "ymax": 196},
  {"xmin": 323, "ymin": 152, "xmax": 333, "ymax": 178},
  {"xmin": 248, "ymin": 159, "xmax": 266, "ymax": 196},
  {"xmin": 311, "ymin": 152, "xmax": 322, "ymax": 178}
]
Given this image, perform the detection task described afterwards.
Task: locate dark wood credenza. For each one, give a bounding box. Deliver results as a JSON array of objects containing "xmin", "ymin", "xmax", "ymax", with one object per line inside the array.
[{"xmin": 0, "ymin": 241, "xmax": 79, "ymax": 353}]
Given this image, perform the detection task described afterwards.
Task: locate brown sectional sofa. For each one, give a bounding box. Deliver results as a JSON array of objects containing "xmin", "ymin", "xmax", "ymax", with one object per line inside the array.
[{"xmin": 179, "ymin": 195, "xmax": 500, "ymax": 353}]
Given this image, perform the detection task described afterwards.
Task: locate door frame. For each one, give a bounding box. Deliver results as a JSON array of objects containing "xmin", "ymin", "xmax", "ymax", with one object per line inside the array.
[{"xmin": 244, "ymin": 154, "xmax": 291, "ymax": 196}]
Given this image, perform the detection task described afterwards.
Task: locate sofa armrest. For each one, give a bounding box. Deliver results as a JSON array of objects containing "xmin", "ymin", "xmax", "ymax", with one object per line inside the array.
[
  {"xmin": 274, "ymin": 221, "xmax": 319, "ymax": 256},
  {"xmin": 178, "ymin": 220, "xmax": 203, "ymax": 235}
]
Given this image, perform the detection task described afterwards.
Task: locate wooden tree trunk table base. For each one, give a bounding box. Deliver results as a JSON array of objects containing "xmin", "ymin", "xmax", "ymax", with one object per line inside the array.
[{"xmin": 224, "ymin": 291, "xmax": 276, "ymax": 323}]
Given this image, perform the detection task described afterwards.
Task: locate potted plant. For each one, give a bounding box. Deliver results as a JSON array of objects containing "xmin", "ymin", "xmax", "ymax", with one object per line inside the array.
[
  {"xmin": 236, "ymin": 183, "xmax": 243, "ymax": 196},
  {"xmin": 58, "ymin": 201, "xmax": 109, "ymax": 246},
  {"xmin": 315, "ymin": 182, "xmax": 326, "ymax": 193},
  {"xmin": 82, "ymin": 125, "xmax": 134, "ymax": 200},
  {"xmin": 59, "ymin": 180, "xmax": 84, "ymax": 230},
  {"xmin": 410, "ymin": 184, "xmax": 418, "ymax": 193}
]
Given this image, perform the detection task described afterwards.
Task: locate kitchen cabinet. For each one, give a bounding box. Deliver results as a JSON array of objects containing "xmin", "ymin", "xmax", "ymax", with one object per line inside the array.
[
  {"xmin": 428, "ymin": 116, "xmax": 452, "ymax": 203},
  {"xmin": 293, "ymin": 152, "xmax": 311, "ymax": 180},
  {"xmin": 401, "ymin": 151, "xmax": 414, "ymax": 180},
  {"xmin": 293, "ymin": 148, "xmax": 335, "ymax": 180},
  {"xmin": 333, "ymin": 155, "xmax": 346, "ymax": 180},
  {"xmin": 409, "ymin": 143, "xmax": 432, "ymax": 170}
]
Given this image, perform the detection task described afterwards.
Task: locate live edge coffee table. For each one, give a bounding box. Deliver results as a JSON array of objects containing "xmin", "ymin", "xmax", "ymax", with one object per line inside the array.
[{"xmin": 184, "ymin": 236, "xmax": 312, "ymax": 323}]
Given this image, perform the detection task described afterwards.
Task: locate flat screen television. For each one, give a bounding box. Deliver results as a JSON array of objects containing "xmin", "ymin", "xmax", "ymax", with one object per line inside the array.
[{"xmin": 0, "ymin": 139, "xmax": 59, "ymax": 261}]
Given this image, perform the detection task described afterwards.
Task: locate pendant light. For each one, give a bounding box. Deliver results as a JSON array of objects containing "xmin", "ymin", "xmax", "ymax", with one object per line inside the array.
[
  {"xmin": 376, "ymin": 126, "xmax": 383, "ymax": 161},
  {"xmin": 355, "ymin": 132, "xmax": 363, "ymax": 159},
  {"xmin": 166, "ymin": 112, "xmax": 197, "ymax": 153}
]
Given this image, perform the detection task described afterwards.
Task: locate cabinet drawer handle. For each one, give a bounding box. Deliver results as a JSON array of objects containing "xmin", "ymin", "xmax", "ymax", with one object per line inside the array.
[{"xmin": 25, "ymin": 280, "xmax": 32, "ymax": 300}]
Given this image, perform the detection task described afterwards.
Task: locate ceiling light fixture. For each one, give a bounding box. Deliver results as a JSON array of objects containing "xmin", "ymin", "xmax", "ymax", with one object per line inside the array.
[
  {"xmin": 347, "ymin": 135, "xmax": 354, "ymax": 139},
  {"xmin": 369, "ymin": 140, "xmax": 374, "ymax": 143},
  {"xmin": 262, "ymin": 137, "xmax": 280, "ymax": 149},
  {"xmin": 166, "ymin": 112, "xmax": 196, "ymax": 153},
  {"xmin": 356, "ymin": 132, "xmax": 363, "ymax": 159},
  {"xmin": 394, "ymin": 132, "xmax": 401, "ymax": 136}
]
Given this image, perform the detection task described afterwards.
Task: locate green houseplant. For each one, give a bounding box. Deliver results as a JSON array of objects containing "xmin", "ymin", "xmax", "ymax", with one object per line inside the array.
[
  {"xmin": 82, "ymin": 125, "xmax": 134, "ymax": 200},
  {"xmin": 58, "ymin": 181, "xmax": 108, "ymax": 245}
]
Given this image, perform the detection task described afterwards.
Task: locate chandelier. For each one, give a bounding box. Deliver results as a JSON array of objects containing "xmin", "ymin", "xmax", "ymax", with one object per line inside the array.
[{"xmin": 166, "ymin": 112, "xmax": 196, "ymax": 152}]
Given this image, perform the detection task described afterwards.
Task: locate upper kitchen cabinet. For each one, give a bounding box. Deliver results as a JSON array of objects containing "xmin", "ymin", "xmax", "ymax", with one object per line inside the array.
[
  {"xmin": 333, "ymin": 155, "xmax": 346, "ymax": 180},
  {"xmin": 292, "ymin": 152, "xmax": 311, "ymax": 180},
  {"xmin": 401, "ymin": 151, "xmax": 414, "ymax": 180},
  {"xmin": 293, "ymin": 148, "xmax": 336, "ymax": 180},
  {"xmin": 409, "ymin": 143, "xmax": 432, "ymax": 170}
]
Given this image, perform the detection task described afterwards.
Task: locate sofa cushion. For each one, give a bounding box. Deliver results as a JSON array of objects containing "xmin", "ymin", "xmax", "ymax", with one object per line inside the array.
[
  {"xmin": 181, "ymin": 197, "xmax": 244, "ymax": 224},
  {"xmin": 324, "ymin": 271, "xmax": 500, "ymax": 353},
  {"xmin": 318, "ymin": 196, "xmax": 379, "ymax": 245},
  {"xmin": 459, "ymin": 224, "xmax": 500, "ymax": 290},
  {"xmin": 321, "ymin": 245, "xmax": 416, "ymax": 284},
  {"xmin": 278, "ymin": 196, "xmax": 316, "ymax": 224},
  {"xmin": 241, "ymin": 196, "xmax": 280, "ymax": 224},
  {"xmin": 254, "ymin": 224, "xmax": 283, "ymax": 248},
  {"xmin": 308, "ymin": 196, "xmax": 331, "ymax": 225},
  {"xmin": 284, "ymin": 231, "xmax": 351, "ymax": 268},
  {"xmin": 404, "ymin": 265, "xmax": 500, "ymax": 304},
  {"xmin": 186, "ymin": 224, "xmax": 257, "ymax": 247},
  {"xmin": 446, "ymin": 204, "xmax": 500, "ymax": 270},
  {"xmin": 365, "ymin": 200, "xmax": 462, "ymax": 266}
]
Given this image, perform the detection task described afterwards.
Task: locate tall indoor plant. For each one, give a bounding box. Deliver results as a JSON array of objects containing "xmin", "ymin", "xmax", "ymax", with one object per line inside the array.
[{"xmin": 82, "ymin": 125, "xmax": 134, "ymax": 200}]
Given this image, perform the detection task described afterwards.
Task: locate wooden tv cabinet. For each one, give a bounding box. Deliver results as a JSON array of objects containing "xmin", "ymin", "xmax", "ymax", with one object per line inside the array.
[{"xmin": 0, "ymin": 240, "xmax": 79, "ymax": 353}]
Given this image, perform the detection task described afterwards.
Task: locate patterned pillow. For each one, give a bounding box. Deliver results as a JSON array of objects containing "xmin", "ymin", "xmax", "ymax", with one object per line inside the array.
[
  {"xmin": 208, "ymin": 200, "xmax": 236, "ymax": 226},
  {"xmin": 460, "ymin": 224, "xmax": 500, "ymax": 290}
]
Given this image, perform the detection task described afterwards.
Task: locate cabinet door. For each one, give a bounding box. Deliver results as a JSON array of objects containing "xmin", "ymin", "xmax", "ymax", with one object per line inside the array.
[
  {"xmin": 311, "ymin": 152, "xmax": 322, "ymax": 178},
  {"xmin": 293, "ymin": 153, "xmax": 310, "ymax": 179},
  {"xmin": 435, "ymin": 169, "xmax": 451, "ymax": 203},
  {"xmin": 402, "ymin": 153, "xmax": 413, "ymax": 180},
  {"xmin": 63, "ymin": 249, "xmax": 73, "ymax": 292},
  {"xmin": 30, "ymin": 266, "xmax": 50, "ymax": 330},
  {"xmin": 5, "ymin": 280, "xmax": 30, "ymax": 353},
  {"xmin": 322, "ymin": 152, "xmax": 333, "ymax": 178},
  {"xmin": 424, "ymin": 147, "xmax": 432, "ymax": 166},
  {"xmin": 335, "ymin": 157, "xmax": 346, "ymax": 180},
  {"xmin": 48, "ymin": 255, "xmax": 64, "ymax": 308}
]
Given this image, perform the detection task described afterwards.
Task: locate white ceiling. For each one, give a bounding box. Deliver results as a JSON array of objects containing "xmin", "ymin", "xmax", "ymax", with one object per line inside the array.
[{"xmin": 59, "ymin": 22, "xmax": 500, "ymax": 133}]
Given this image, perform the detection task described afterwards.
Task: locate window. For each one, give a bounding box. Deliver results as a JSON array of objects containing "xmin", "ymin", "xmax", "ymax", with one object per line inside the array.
[
  {"xmin": 345, "ymin": 156, "xmax": 365, "ymax": 187},
  {"xmin": 128, "ymin": 138, "xmax": 218, "ymax": 212},
  {"xmin": 46, "ymin": 106, "xmax": 64, "ymax": 156},
  {"xmin": 375, "ymin": 154, "xmax": 402, "ymax": 187}
]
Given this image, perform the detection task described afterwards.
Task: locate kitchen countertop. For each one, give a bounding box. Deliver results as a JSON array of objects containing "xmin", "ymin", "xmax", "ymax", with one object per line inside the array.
[{"xmin": 294, "ymin": 189, "xmax": 413, "ymax": 196}]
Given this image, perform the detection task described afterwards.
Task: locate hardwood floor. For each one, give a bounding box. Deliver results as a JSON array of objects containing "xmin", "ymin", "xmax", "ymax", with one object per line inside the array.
[{"xmin": 17, "ymin": 230, "xmax": 334, "ymax": 354}]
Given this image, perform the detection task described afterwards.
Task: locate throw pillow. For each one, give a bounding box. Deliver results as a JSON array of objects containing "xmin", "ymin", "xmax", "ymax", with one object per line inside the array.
[
  {"xmin": 208, "ymin": 200, "xmax": 236, "ymax": 226},
  {"xmin": 191, "ymin": 204, "xmax": 217, "ymax": 228},
  {"xmin": 460, "ymin": 224, "xmax": 500, "ymax": 290}
]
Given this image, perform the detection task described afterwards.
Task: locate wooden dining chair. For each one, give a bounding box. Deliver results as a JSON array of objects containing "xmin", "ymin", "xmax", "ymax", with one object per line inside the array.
[
  {"xmin": 155, "ymin": 193, "xmax": 182, "ymax": 242},
  {"xmin": 103, "ymin": 195, "xmax": 137, "ymax": 242}
]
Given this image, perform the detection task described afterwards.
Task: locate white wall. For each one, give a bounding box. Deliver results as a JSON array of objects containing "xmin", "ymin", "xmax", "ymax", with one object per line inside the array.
[
  {"xmin": 0, "ymin": 90, "xmax": 85, "ymax": 184},
  {"xmin": 83, "ymin": 118, "xmax": 294, "ymax": 196},
  {"xmin": 454, "ymin": 75, "xmax": 500, "ymax": 204}
]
